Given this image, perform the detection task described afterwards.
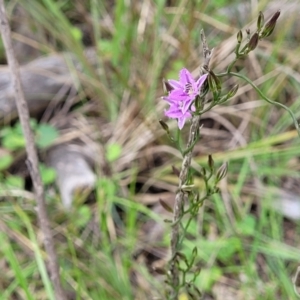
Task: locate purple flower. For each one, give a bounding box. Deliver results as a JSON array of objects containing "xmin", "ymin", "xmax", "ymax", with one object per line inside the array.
[
  {"xmin": 165, "ymin": 102, "xmax": 193, "ymax": 130},
  {"xmin": 163, "ymin": 68, "xmax": 208, "ymax": 129}
]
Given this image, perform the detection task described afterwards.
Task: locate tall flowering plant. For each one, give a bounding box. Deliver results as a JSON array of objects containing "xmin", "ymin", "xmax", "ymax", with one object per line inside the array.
[{"xmin": 159, "ymin": 11, "xmax": 300, "ymax": 300}]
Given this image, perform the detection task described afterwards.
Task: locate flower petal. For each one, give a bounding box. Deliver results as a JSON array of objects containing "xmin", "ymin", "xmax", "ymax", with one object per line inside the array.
[
  {"xmin": 179, "ymin": 68, "xmax": 194, "ymax": 86},
  {"xmin": 196, "ymin": 74, "xmax": 208, "ymax": 91},
  {"xmin": 164, "ymin": 90, "xmax": 190, "ymax": 102},
  {"xmin": 178, "ymin": 118, "xmax": 185, "ymax": 130},
  {"xmin": 168, "ymin": 79, "xmax": 183, "ymax": 90},
  {"xmin": 181, "ymin": 99, "xmax": 194, "ymax": 114},
  {"xmin": 178, "ymin": 112, "xmax": 191, "ymax": 130},
  {"xmin": 165, "ymin": 108, "xmax": 181, "ymax": 118}
]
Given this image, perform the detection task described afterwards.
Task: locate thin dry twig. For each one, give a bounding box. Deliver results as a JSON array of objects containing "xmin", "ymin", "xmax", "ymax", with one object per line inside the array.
[
  {"xmin": 169, "ymin": 30, "xmax": 213, "ymax": 299},
  {"xmin": 0, "ymin": 2, "xmax": 66, "ymax": 299}
]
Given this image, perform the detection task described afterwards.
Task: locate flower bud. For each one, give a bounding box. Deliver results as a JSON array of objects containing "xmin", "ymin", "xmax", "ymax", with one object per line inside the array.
[
  {"xmin": 257, "ymin": 11, "xmax": 264, "ymax": 32},
  {"xmin": 246, "ymin": 28, "xmax": 251, "ymax": 38},
  {"xmin": 214, "ymin": 187, "xmax": 220, "ymax": 194},
  {"xmin": 159, "ymin": 119, "xmax": 169, "ymax": 133},
  {"xmin": 248, "ymin": 33, "xmax": 259, "ymax": 51},
  {"xmin": 237, "ymin": 30, "xmax": 243, "ymax": 43},
  {"xmin": 176, "ymin": 252, "xmax": 189, "ymax": 265},
  {"xmin": 208, "ymin": 71, "xmax": 221, "ymax": 96},
  {"xmin": 152, "ymin": 267, "xmax": 166, "ymax": 275},
  {"xmin": 208, "ymin": 154, "xmax": 214, "ymax": 172},
  {"xmin": 172, "ymin": 165, "xmax": 180, "ymax": 177},
  {"xmin": 189, "ymin": 246, "xmax": 198, "ymax": 267},
  {"xmin": 162, "ymin": 79, "xmax": 173, "ymax": 93},
  {"xmin": 261, "ymin": 10, "xmax": 280, "ymax": 38},
  {"xmin": 194, "ymin": 265, "xmax": 201, "ymax": 277},
  {"xmin": 159, "ymin": 198, "xmax": 173, "ymax": 213},
  {"xmin": 181, "ymin": 184, "xmax": 195, "ymax": 192},
  {"xmin": 216, "ymin": 162, "xmax": 228, "ymax": 182},
  {"xmin": 192, "ymin": 246, "xmax": 198, "ymax": 258},
  {"xmin": 186, "ymin": 283, "xmax": 202, "ymax": 299},
  {"xmin": 200, "ymin": 78, "xmax": 209, "ymax": 96},
  {"xmin": 208, "ymin": 75, "xmax": 216, "ymax": 93},
  {"xmin": 227, "ymin": 84, "xmax": 239, "ymax": 98},
  {"xmin": 194, "ymin": 95, "xmax": 201, "ymax": 111},
  {"xmin": 164, "ymin": 219, "xmax": 172, "ymax": 223}
]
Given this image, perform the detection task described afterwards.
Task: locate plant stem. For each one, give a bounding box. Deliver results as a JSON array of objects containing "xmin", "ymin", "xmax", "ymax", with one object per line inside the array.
[
  {"xmin": 0, "ymin": 2, "xmax": 66, "ymax": 299},
  {"xmin": 217, "ymin": 71, "xmax": 300, "ymax": 137},
  {"xmin": 229, "ymin": 72, "xmax": 300, "ymax": 137},
  {"xmin": 169, "ymin": 30, "xmax": 212, "ymax": 299},
  {"xmin": 170, "ymin": 114, "xmax": 201, "ymax": 299}
]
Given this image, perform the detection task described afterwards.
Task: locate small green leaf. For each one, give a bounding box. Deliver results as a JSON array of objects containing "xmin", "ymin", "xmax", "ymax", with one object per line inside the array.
[
  {"xmin": 2, "ymin": 133, "xmax": 25, "ymax": 150},
  {"xmin": 237, "ymin": 215, "xmax": 256, "ymax": 236},
  {"xmin": 5, "ymin": 175, "xmax": 24, "ymax": 189},
  {"xmin": 74, "ymin": 205, "xmax": 91, "ymax": 228},
  {"xmin": 15, "ymin": 119, "xmax": 37, "ymax": 134},
  {"xmin": 36, "ymin": 124, "xmax": 59, "ymax": 148},
  {"xmin": 0, "ymin": 154, "xmax": 13, "ymax": 170},
  {"xmin": 0, "ymin": 127, "xmax": 12, "ymax": 137},
  {"xmin": 217, "ymin": 237, "xmax": 242, "ymax": 262},
  {"xmin": 98, "ymin": 39, "xmax": 114, "ymax": 58},
  {"xmin": 39, "ymin": 164, "xmax": 56, "ymax": 185},
  {"xmin": 196, "ymin": 267, "xmax": 222, "ymax": 291},
  {"xmin": 70, "ymin": 26, "xmax": 82, "ymax": 42},
  {"xmin": 106, "ymin": 143, "xmax": 122, "ymax": 162}
]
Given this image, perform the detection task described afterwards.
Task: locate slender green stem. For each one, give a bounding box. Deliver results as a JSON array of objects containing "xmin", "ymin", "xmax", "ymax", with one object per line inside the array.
[
  {"xmin": 226, "ymin": 58, "xmax": 238, "ymax": 74},
  {"xmin": 235, "ymin": 43, "xmax": 241, "ymax": 55},
  {"xmin": 173, "ymin": 128, "xmax": 183, "ymax": 155},
  {"xmin": 216, "ymin": 71, "xmax": 300, "ymax": 137},
  {"xmin": 197, "ymin": 101, "xmax": 217, "ymax": 115},
  {"xmin": 178, "ymin": 212, "xmax": 197, "ymax": 246},
  {"xmin": 183, "ymin": 134, "xmax": 199, "ymax": 156}
]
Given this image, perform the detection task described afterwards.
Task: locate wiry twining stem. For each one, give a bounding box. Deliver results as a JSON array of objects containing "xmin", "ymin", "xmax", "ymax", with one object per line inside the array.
[{"xmin": 169, "ymin": 30, "xmax": 212, "ymax": 299}]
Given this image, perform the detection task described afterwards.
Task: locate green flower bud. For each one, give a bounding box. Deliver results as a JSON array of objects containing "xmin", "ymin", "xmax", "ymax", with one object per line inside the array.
[
  {"xmin": 246, "ymin": 28, "xmax": 251, "ymax": 39},
  {"xmin": 176, "ymin": 252, "xmax": 189, "ymax": 265},
  {"xmin": 208, "ymin": 154, "xmax": 214, "ymax": 172},
  {"xmin": 152, "ymin": 267, "xmax": 166, "ymax": 275},
  {"xmin": 181, "ymin": 184, "xmax": 195, "ymax": 192},
  {"xmin": 213, "ymin": 186, "xmax": 220, "ymax": 194},
  {"xmin": 257, "ymin": 11, "xmax": 264, "ymax": 32},
  {"xmin": 227, "ymin": 84, "xmax": 239, "ymax": 98},
  {"xmin": 159, "ymin": 119, "xmax": 169, "ymax": 133},
  {"xmin": 237, "ymin": 30, "xmax": 243, "ymax": 43},
  {"xmin": 200, "ymin": 78, "xmax": 210, "ymax": 96},
  {"xmin": 248, "ymin": 32, "xmax": 259, "ymax": 51},
  {"xmin": 193, "ymin": 265, "xmax": 201, "ymax": 277},
  {"xmin": 192, "ymin": 246, "xmax": 198, "ymax": 258},
  {"xmin": 216, "ymin": 162, "xmax": 228, "ymax": 182},
  {"xmin": 208, "ymin": 71, "xmax": 221, "ymax": 96},
  {"xmin": 186, "ymin": 283, "xmax": 202, "ymax": 299},
  {"xmin": 194, "ymin": 95, "xmax": 202, "ymax": 111},
  {"xmin": 261, "ymin": 10, "xmax": 280, "ymax": 38}
]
